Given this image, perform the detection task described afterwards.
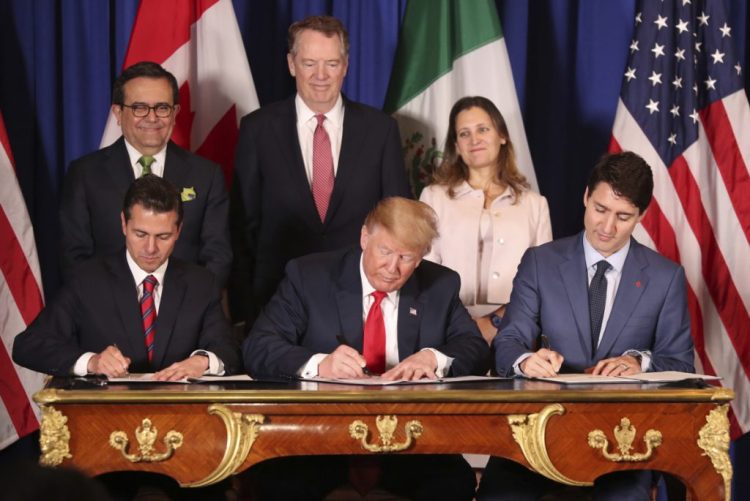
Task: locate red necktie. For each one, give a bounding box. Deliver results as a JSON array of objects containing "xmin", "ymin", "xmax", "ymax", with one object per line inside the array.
[
  {"xmin": 141, "ymin": 275, "xmax": 158, "ymax": 363},
  {"xmin": 363, "ymin": 291, "xmax": 387, "ymax": 374},
  {"xmin": 312, "ymin": 114, "xmax": 334, "ymax": 222}
]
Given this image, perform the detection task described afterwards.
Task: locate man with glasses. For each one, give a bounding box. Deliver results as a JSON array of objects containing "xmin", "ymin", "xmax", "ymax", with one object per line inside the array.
[{"xmin": 59, "ymin": 61, "xmax": 231, "ymax": 288}]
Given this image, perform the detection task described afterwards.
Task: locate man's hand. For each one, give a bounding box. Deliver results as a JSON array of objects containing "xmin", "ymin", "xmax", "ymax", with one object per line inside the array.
[
  {"xmin": 152, "ymin": 355, "xmax": 209, "ymax": 381},
  {"xmin": 592, "ymin": 355, "xmax": 641, "ymax": 376},
  {"xmin": 382, "ymin": 350, "xmax": 438, "ymax": 381},
  {"xmin": 88, "ymin": 345, "xmax": 131, "ymax": 377},
  {"xmin": 519, "ymin": 349, "xmax": 564, "ymax": 378},
  {"xmin": 319, "ymin": 345, "xmax": 369, "ymax": 379}
]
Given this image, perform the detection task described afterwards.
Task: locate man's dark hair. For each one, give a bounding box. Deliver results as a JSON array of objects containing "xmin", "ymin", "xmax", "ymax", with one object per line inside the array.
[
  {"xmin": 123, "ymin": 175, "xmax": 183, "ymax": 226},
  {"xmin": 587, "ymin": 151, "xmax": 654, "ymax": 214},
  {"xmin": 112, "ymin": 61, "xmax": 179, "ymax": 105}
]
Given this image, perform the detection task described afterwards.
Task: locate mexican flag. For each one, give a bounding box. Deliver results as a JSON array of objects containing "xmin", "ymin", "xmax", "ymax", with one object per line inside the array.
[{"xmin": 385, "ymin": 0, "xmax": 536, "ymax": 196}]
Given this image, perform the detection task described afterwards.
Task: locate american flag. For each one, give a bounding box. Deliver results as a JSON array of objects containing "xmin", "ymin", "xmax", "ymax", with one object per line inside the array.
[{"xmin": 610, "ymin": 0, "xmax": 749, "ymax": 438}]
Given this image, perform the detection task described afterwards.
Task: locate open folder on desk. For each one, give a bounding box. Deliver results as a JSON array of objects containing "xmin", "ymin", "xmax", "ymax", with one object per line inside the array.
[
  {"xmin": 301, "ymin": 375, "xmax": 507, "ymax": 386},
  {"xmin": 536, "ymin": 371, "xmax": 722, "ymax": 385}
]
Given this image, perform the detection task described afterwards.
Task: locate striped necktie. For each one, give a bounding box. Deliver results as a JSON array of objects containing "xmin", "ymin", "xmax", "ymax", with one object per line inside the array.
[
  {"xmin": 141, "ymin": 275, "xmax": 158, "ymax": 363},
  {"xmin": 138, "ymin": 155, "xmax": 155, "ymax": 176}
]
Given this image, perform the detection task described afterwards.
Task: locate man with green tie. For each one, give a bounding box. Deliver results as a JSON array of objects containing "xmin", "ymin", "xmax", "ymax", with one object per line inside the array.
[{"xmin": 59, "ymin": 61, "xmax": 231, "ymax": 287}]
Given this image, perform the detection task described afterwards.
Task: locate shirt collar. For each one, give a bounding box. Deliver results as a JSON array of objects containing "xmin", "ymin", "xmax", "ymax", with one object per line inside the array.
[
  {"xmin": 358, "ymin": 253, "xmax": 399, "ymax": 304},
  {"xmin": 454, "ymin": 180, "xmax": 517, "ymax": 203},
  {"xmin": 582, "ymin": 233, "xmax": 630, "ymax": 272},
  {"xmin": 125, "ymin": 250, "xmax": 169, "ymax": 288},
  {"xmin": 295, "ymin": 93, "xmax": 344, "ymax": 130},
  {"xmin": 123, "ymin": 138, "xmax": 167, "ymax": 171}
]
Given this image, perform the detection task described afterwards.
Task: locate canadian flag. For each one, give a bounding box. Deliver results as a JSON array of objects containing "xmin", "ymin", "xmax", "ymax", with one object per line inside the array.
[
  {"xmin": 101, "ymin": 0, "xmax": 259, "ymax": 185},
  {"xmin": 0, "ymin": 111, "xmax": 46, "ymax": 450}
]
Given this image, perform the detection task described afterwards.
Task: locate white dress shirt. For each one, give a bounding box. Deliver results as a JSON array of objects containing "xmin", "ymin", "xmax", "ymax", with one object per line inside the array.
[
  {"xmin": 295, "ymin": 94, "xmax": 344, "ymax": 185},
  {"xmin": 123, "ymin": 139, "xmax": 167, "ymax": 178}
]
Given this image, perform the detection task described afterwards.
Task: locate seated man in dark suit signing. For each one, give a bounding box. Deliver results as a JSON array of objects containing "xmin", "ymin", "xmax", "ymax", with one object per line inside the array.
[
  {"xmin": 243, "ymin": 197, "xmax": 489, "ymax": 500},
  {"xmin": 14, "ymin": 175, "xmax": 240, "ymax": 380},
  {"xmin": 60, "ymin": 61, "xmax": 231, "ymax": 287},
  {"xmin": 477, "ymin": 152, "xmax": 694, "ymax": 500}
]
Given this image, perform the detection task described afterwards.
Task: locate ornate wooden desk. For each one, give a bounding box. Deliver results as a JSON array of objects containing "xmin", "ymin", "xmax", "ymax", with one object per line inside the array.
[{"xmin": 35, "ymin": 378, "xmax": 733, "ymax": 500}]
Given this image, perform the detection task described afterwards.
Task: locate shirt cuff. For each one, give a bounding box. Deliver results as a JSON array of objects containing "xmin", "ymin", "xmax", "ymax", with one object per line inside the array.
[
  {"xmin": 73, "ymin": 352, "xmax": 96, "ymax": 376},
  {"xmin": 624, "ymin": 349, "xmax": 651, "ymax": 372},
  {"xmin": 191, "ymin": 350, "xmax": 225, "ymax": 375},
  {"xmin": 512, "ymin": 353, "xmax": 534, "ymax": 376},
  {"xmin": 299, "ymin": 353, "xmax": 328, "ymax": 378},
  {"xmin": 421, "ymin": 348, "xmax": 452, "ymax": 378}
]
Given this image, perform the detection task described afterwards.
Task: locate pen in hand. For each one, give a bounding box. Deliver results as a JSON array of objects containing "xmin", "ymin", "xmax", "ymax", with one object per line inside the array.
[
  {"xmin": 540, "ymin": 334, "xmax": 551, "ymax": 351},
  {"xmin": 335, "ymin": 335, "xmax": 373, "ymax": 376}
]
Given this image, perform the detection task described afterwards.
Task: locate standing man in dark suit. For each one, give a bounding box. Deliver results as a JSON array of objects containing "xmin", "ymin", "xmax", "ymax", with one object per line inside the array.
[
  {"xmin": 231, "ymin": 15, "xmax": 411, "ymax": 326},
  {"xmin": 477, "ymin": 152, "xmax": 694, "ymax": 501},
  {"xmin": 60, "ymin": 61, "xmax": 231, "ymax": 288},
  {"xmin": 243, "ymin": 197, "xmax": 488, "ymax": 500},
  {"xmin": 14, "ymin": 175, "xmax": 240, "ymax": 380}
]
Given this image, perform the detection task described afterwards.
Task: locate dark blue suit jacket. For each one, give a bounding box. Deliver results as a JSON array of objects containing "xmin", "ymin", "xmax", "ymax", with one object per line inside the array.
[
  {"xmin": 243, "ymin": 247, "xmax": 490, "ymax": 379},
  {"xmin": 493, "ymin": 233, "xmax": 694, "ymax": 376},
  {"xmin": 13, "ymin": 254, "xmax": 241, "ymax": 376},
  {"xmin": 60, "ymin": 137, "xmax": 232, "ymax": 286}
]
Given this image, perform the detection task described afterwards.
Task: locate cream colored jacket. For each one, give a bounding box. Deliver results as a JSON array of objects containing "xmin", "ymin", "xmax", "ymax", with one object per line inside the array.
[{"xmin": 420, "ymin": 182, "xmax": 552, "ymax": 317}]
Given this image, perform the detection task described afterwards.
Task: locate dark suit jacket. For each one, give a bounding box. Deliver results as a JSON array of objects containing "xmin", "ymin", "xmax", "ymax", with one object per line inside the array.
[
  {"xmin": 493, "ymin": 233, "xmax": 694, "ymax": 376},
  {"xmin": 60, "ymin": 137, "xmax": 231, "ymax": 286},
  {"xmin": 231, "ymin": 96, "xmax": 411, "ymax": 321},
  {"xmin": 243, "ymin": 247, "xmax": 490, "ymax": 379},
  {"xmin": 13, "ymin": 254, "xmax": 241, "ymax": 376}
]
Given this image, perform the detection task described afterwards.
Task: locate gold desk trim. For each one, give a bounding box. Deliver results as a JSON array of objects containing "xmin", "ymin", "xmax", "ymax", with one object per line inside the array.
[
  {"xmin": 39, "ymin": 406, "xmax": 72, "ymax": 467},
  {"xmin": 109, "ymin": 418, "xmax": 184, "ymax": 463},
  {"xmin": 697, "ymin": 404, "xmax": 732, "ymax": 501},
  {"xmin": 183, "ymin": 405, "xmax": 265, "ymax": 488},
  {"xmin": 349, "ymin": 415, "xmax": 423, "ymax": 453},
  {"xmin": 587, "ymin": 417, "xmax": 662, "ymax": 462},
  {"xmin": 33, "ymin": 386, "xmax": 734, "ymax": 405},
  {"xmin": 508, "ymin": 404, "xmax": 591, "ymax": 487}
]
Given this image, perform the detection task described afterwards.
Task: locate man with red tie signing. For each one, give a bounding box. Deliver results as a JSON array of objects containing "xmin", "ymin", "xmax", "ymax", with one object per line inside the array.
[
  {"xmin": 243, "ymin": 197, "xmax": 489, "ymax": 500},
  {"xmin": 14, "ymin": 175, "xmax": 240, "ymax": 381}
]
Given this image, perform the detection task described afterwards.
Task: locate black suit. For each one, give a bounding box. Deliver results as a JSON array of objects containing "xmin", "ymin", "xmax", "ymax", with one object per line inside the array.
[
  {"xmin": 242, "ymin": 247, "xmax": 488, "ymax": 501},
  {"xmin": 60, "ymin": 137, "xmax": 232, "ymax": 286},
  {"xmin": 13, "ymin": 254, "xmax": 241, "ymax": 376},
  {"xmin": 231, "ymin": 96, "xmax": 411, "ymax": 322}
]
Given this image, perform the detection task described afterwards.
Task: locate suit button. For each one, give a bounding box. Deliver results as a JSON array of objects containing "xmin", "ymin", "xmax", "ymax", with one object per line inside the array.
[
  {"xmin": 497, "ymin": 238, "xmax": 505, "ymax": 245},
  {"xmin": 492, "ymin": 272, "xmax": 500, "ymax": 279}
]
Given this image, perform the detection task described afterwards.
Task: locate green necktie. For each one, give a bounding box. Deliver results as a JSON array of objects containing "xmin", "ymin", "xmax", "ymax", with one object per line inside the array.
[{"xmin": 138, "ymin": 155, "xmax": 155, "ymax": 177}]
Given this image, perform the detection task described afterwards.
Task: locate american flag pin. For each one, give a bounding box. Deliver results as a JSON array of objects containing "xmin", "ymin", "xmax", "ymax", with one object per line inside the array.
[
  {"xmin": 635, "ymin": 281, "xmax": 641, "ymax": 288},
  {"xmin": 409, "ymin": 307, "xmax": 418, "ymax": 316}
]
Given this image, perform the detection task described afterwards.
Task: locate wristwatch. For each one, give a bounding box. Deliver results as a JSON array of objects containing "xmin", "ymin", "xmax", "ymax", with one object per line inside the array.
[{"xmin": 489, "ymin": 312, "xmax": 502, "ymax": 329}]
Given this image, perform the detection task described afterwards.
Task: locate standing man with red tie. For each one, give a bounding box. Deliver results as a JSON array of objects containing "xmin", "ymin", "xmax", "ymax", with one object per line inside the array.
[
  {"xmin": 231, "ymin": 15, "xmax": 411, "ymax": 329},
  {"xmin": 14, "ymin": 175, "xmax": 240, "ymax": 381},
  {"xmin": 243, "ymin": 197, "xmax": 489, "ymax": 500}
]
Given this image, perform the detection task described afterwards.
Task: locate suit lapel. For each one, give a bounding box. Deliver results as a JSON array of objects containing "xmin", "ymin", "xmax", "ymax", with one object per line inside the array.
[
  {"xmin": 558, "ymin": 235, "xmax": 594, "ymax": 358},
  {"xmin": 597, "ymin": 240, "xmax": 649, "ymax": 357},
  {"xmin": 335, "ymin": 250, "xmax": 365, "ymax": 350},
  {"xmin": 108, "ymin": 137, "xmax": 136, "ymax": 189},
  {"xmin": 396, "ymin": 273, "xmax": 422, "ymax": 360},
  {"xmin": 108, "ymin": 255, "xmax": 146, "ymax": 361},
  {"xmin": 152, "ymin": 260, "xmax": 185, "ymax": 368},
  {"xmin": 327, "ymin": 99, "xmax": 364, "ymax": 223},
  {"xmin": 163, "ymin": 142, "xmax": 189, "ymax": 192}
]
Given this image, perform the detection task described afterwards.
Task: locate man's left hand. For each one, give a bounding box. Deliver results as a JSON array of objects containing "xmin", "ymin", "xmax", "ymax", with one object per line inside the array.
[
  {"xmin": 381, "ymin": 351, "xmax": 438, "ymax": 381},
  {"xmin": 592, "ymin": 355, "xmax": 641, "ymax": 376},
  {"xmin": 152, "ymin": 355, "xmax": 209, "ymax": 381}
]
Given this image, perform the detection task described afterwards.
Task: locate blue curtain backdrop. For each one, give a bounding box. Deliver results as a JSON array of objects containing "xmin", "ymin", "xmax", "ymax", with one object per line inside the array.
[{"xmin": 1, "ymin": 0, "xmax": 749, "ymax": 491}]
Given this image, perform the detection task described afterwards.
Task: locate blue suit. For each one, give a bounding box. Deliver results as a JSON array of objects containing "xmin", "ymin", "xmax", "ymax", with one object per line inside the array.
[
  {"xmin": 493, "ymin": 232, "xmax": 693, "ymax": 376},
  {"xmin": 479, "ymin": 233, "xmax": 693, "ymax": 501}
]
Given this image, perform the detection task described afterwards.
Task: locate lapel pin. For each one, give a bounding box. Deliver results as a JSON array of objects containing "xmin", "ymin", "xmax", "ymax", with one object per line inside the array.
[
  {"xmin": 635, "ymin": 280, "xmax": 642, "ymax": 288},
  {"xmin": 409, "ymin": 307, "xmax": 418, "ymax": 316}
]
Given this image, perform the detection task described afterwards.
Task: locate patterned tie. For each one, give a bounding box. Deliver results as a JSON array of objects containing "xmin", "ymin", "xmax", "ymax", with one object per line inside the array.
[
  {"xmin": 588, "ymin": 260, "xmax": 611, "ymax": 356},
  {"xmin": 141, "ymin": 275, "xmax": 158, "ymax": 363},
  {"xmin": 311, "ymin": 114, "xmax": 334, "ymax": 222},
  {"xmin": 363, "ymin": 291, "xmax": 387, "ymax": 374},
  {"xmin": 138, "ymin": 155, "xmax": 155, "ymax": 176}
]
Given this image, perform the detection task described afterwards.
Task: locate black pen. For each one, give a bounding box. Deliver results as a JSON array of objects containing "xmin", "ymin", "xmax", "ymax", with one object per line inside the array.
[
  {"xmin": 540, "ymin": 334, "xmax": 552, "ymax": 351},
  {"xmin": 335, "ymin": 335, "xmax": 373, "ymax": 376}
]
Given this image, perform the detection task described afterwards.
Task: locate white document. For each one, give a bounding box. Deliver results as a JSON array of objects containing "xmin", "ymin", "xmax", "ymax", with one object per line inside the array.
[
  {"xmin": 301, "ymin": 375, "xmax": 506, "ymax": 386},
  {"xmin": 537, "ymin": 371, "xmax": 721, "ymax": 385},
  {"xmin": 107, "ymin": 373, "xmax": 253, "ymax": 384}
]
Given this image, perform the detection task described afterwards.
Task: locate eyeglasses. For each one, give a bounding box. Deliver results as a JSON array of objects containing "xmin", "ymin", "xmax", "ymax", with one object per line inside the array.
[{"xmin": 120, "ymin": 103, "xmax": 175, "ymax": 118}]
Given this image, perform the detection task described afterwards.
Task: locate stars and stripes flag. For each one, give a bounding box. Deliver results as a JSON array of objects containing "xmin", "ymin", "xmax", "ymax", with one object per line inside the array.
[
  {"xmin": 101, "ymin": 0, "xmax": 259, "ymax": 186},
  {"xmin": 0, "ymin": 111, "xmax": 46, "ymax": 449},
  {"xmin": 610, "ymin": 0, "xmax": 750, "ymax": 438}
]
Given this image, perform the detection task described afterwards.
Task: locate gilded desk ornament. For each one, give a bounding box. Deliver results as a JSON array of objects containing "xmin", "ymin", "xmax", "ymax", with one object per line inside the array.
[
  {"xmin": 349, "ymin": 415, "xmax": 423, "ymax": 453},
  {"xmin": 109, "ymin": 418, "xmax": 183, "ymax": 463},
  {"xmin": 508, "ymin": 403, "xmax": 591, "ymax": 486},
  {"xmin": 697, "ymin": 404, "xmax": 732, "ymax": 501},
  {"xmin": 184, "ymin": 404, "xmax": 265, "ymax": 487},
  {"xmin": 587, "ymin": 417, "xmax": 662, "ymax": 462},
  {"xmin": 39, "ymin": 406, "xmax": 72, "ymax": 466}
]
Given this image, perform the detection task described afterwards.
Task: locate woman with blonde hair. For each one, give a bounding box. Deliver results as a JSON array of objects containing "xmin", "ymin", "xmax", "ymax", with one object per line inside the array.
[{"xmin": 420, "ymin": 96, "xmax": 552, "ymax": 344}]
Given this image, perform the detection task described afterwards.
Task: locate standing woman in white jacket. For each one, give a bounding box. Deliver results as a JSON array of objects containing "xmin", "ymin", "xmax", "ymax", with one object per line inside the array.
[{"xmin": 420, "ymin": 96, "xmax": 552, "ymax": 344}]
